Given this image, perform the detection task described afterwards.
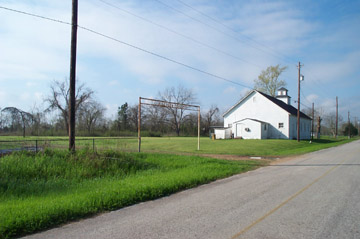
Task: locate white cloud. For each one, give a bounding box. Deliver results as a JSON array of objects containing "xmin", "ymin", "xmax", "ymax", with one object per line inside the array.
[
  {"xmin": 223, "ymin": 86, "xmax": 236, "ymax": 94},
  {"xmin": 108, "ymin": 80, "xmax": 119, "ymax": 86},
  {"xmin": 34, "ymin": 92, "xmax": 44, "ymax": 101},
  {"xmin": 0, "ymin": 91, "xmax": 7, "ymax": 104},
  {"xmin": 304, "ymin": 51, "xmax": 360, "ymax": 84},
  {"xmin": 105, "ymin": 103, "xmax": 118, "ymax": 118},
  {"xmin": 20, "ymin": 93, "xmax": 31, "ymax": 101},
  {"xmin": 26, "ymin": 82, "xmax": 37, "ymax": 87},
  {"xmin": 306, "ymin": 94, "xmax": 319, "ymax": 103}
]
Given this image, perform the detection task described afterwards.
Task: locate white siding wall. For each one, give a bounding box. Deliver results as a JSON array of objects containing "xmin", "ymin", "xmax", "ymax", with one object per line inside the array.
[
  {"xmin": 289, "ymin": 115, "xmax": 311, "ymax": 140},
  {"xmin": 214, "ymin": 128, "xmax": 232, "ymax": 139},
  {"xmin": 289, "ymin": 115, "xmax": 297, "ymax": 140},
  {"xmin": 235, "ymin": 119, "xmax": 262, "ymax": 139},
  {"xmin": 224, "ymin": 91, "xmax": 290, "ymax": 139}
]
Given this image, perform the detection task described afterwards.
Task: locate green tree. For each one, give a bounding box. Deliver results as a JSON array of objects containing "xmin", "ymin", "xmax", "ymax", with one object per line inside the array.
[
  {"xmin": 343, "ymin": 123, "xmax": 358, "ymax": 137},
  {"xmin": 117, "ymin": 103, "xmax": 129, "ymax": 130},
  {"xmin": 254, "ymin": 65, "xmax": 287, "ymax": 96}
]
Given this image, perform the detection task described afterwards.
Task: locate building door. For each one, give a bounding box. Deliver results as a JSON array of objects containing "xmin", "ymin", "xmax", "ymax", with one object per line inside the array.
[{"xmin": 236, "ymin": 123, "xmax": 242, "ymax": 138}]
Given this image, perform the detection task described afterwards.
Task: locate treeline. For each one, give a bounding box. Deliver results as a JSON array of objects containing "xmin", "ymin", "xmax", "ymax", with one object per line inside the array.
[
  {"xmin": 0, "ymin": 80, "xmax": 222, "ymax": 137},
  {"xmin": 0, "ymin": 79, "xmax": 358, "ymax": 138}
]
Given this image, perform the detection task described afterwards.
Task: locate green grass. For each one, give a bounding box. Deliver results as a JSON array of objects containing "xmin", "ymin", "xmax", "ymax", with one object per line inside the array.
[
  {"xmin": 0, "ymin": 149, "xmax": 261, "ymax": 239},
  {"xmin": 0, "ymin": 136, "xmax": 357, "ymax": 156},
  {"xmin": 140, "ymin": 136, "xmax": 358, "ymax": 156}
]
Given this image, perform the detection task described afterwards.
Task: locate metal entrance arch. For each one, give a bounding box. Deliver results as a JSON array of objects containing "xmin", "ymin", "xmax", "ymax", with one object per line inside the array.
[{"xmin": 138, "ymin": 97, "xmax": 200, "ymax": 152}]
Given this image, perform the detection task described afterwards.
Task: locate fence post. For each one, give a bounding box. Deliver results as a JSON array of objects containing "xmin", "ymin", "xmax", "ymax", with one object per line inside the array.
[{"xmin": 35, "ymin": 140, "xmax": 38, "ymax": 153}]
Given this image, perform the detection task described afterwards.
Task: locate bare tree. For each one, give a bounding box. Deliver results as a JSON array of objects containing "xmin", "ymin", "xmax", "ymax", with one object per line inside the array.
[
  {"xmin": 158, "ymin": 85, "xmax": 197, "ymax": 136},
  {"xmin": 323, "ymin": 112, "xmax": 343, "ymax": 136},
  {"xmin": 0, "ymin": 107, "xmax": 3, "ymax": 132},
  {"xmin": 144, "ymin": 104, "xmax": 169, "ymax": 133},
  {"xmin": 29, "ymin": 104, "xmax": 47, "ymax": 136},
  {"xmin": 77, "ymin": 100, "xmax": 106, "ymax": 134},
  {"xmin": 1, "ymin": 107, "xmax": 34, "ymax": 137},
  {"xmin": 254, "ymin": 65, "xmax": 287, "ymax": 96},
  {"xmin": 128, "ymin": 104, "xmax": 139, "ymax": 132},
  {"xmin": 45, "ymin": 79, "xmax": 94, "ymax": 134},
  {"xmin": 202, "ymin": 104, "xmax": 219, "ymax": 134}
]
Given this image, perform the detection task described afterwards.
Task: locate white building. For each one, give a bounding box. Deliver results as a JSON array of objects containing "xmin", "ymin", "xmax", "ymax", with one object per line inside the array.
[{"xmin": 218, "ymin": 88, "xmax": 312, "ymax": 140}]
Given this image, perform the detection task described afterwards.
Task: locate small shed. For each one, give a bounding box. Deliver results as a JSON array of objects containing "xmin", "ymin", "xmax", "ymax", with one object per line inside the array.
[
  {"xmin": 233, "ymin": 118, "xmax": 269, "ymax": 139},
  {"xmin": 214, "ymin": 128, "xmax": 232, "ymax": 139}
]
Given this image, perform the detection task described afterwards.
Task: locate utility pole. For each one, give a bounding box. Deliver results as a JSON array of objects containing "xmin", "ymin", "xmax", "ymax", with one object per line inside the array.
[
  {"xmin": 317, "ymin": 116, "xmax": 322, "ymax": 139},
  {"xmin": 311, "ymin": 102, "xmax": 314, "ymax": 140},
  {"xmin": 138, "ymin": 97, "xmax": 141, "ymax": 152},
  {"xmin": 335, "ymin": 96, "xmax": 338, "ymax": 139},
  {"xmin": 69, "ymin": 0, "xmax": 78, "ymax": 152},
  {"xmin": 348, "ymin": 111, "xmax": 350, "ymax": 139},
  {"xmin": 197, "ymin": 107, "xmax": 201, "ymax": 151},
  {"xmin": 297, "ymin": 62, "xmax": 303, "ymax": 142}
]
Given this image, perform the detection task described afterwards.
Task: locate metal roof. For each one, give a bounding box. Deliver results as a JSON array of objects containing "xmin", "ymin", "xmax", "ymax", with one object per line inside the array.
[{"xmin": 223, "ymin": 90, "xmax": 312, "ymax": 120}]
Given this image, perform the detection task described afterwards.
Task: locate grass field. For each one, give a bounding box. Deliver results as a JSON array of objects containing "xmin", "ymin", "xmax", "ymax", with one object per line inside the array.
[
  {"xmin": 0, "ymin": 149, "xmax": 262, "ymax": 239},
  {"xmin": 0, "ymin": 136, "xmax": 357, "ymax": 157}
]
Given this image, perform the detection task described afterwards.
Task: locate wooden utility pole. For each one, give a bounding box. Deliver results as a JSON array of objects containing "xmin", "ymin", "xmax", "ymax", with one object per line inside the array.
[
  {"xmin": 138, "ymin": 97, "xmax": 141, "ymax": 152},
  {"xmin": 197, "ymin": 107, "xmax": 200, "ymax": 151},
  {"xmin": 311, "ymin": 102, "xmax": 314, "ymax": 140},
  {"xmin": 297, "ymin": 62, "xmax": 302, "ymax": 142},
  {"xmin": 69, "ymin": 0, "xmax": 78, "ymax": 152},
  {"xmin": 348, "ymin": 111, "xmax": 350, "ymax": 139},
  {"xmin": 335, "ymin": 96, "xmax": 338, "ymax": 139},
  {"xmin": 317, "ymin": 116, "xmax": 322, "ymax": 139}
]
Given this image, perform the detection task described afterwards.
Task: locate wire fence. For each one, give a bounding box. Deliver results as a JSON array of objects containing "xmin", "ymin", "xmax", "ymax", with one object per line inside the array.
[{"xmin": 0, "ymin": 137, "xmax": 138, "ymax": 156}]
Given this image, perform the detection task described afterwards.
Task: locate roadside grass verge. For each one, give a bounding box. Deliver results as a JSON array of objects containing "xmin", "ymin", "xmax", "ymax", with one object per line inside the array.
[
  {"xmin": 140, "ymin": 136, "xmax": 358, "ymax": 156},
  {"xmin": 0, "ymin": 150, "xmax": 262, "ymax": 238}
]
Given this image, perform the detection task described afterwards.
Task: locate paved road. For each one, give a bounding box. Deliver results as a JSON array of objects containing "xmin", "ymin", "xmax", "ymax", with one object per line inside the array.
[{"xmin": 24, "ymin": 140, "xmax": 360, "ymax": 239}]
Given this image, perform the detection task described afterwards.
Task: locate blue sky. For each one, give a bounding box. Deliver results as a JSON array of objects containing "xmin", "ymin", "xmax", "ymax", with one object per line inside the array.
[{"xmin": 0, "ymin": 0, "xmax": 359, "ymax": 122}]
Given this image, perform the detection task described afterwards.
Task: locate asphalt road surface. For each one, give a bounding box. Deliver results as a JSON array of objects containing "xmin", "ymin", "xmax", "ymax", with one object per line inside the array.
[{"xmin": 24, "ymin": 140, "xmax": 360, "ymax": 239}]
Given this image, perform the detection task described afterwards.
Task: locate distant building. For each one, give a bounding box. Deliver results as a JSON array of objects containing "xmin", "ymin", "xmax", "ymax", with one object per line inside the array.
[{"xmin": 217, "ymin": 88, "xmax": 311, "ymax": 140}]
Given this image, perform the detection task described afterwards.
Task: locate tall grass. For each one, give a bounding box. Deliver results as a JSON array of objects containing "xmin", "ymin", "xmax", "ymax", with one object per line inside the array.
[{"xmin": 0, "ymin": 149, "xmax": 261, "ymax": 238}]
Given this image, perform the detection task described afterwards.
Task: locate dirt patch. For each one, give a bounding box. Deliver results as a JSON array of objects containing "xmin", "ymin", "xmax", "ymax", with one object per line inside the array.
[
  {"xmin": 197, "ymin": 153, "xmax": 298, "ymax": 166},
  {"xmin": 200, "ymin": 154, "xmax": 255, "ymax": 161},
  {"xmin": 268, "ymin": 156, "xmax": 298, "ymax": 165}
]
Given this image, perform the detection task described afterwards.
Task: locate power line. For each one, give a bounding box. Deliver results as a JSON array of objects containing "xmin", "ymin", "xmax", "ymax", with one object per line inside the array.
[
  {"xmin": 301, "ymin": 68, "xmax": 334, "ymax": 97},
  {"xmin": 98, "ymin": 0, "xmax": 263, "ymax": 69},
  {"xmin": 153, "ymin": 0, "xmax": 293, "ymax": 64},
  {"xmin": 300, "ymin": 88, "xmax": 313, "ymax": 106},
  {"xmin": 174, "ymin": 0, "xmax": 344, "ymax": 102},
  {"xmin": 175, "ymin": 0, "xmax": 295, "ymax": 64},
  {"xmin": 78, "ymin": 25, "xmax": 252, "ymax": 88},
  {"xmin": 0, "ymin": 5, "xmax": 252, "ymax": 89},
  {"xmin": 0, "ymin": 6, "xmax": 71, "ymax": 26}
]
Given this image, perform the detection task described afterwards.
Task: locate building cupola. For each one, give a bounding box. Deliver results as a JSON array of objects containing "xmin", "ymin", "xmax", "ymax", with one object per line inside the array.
[{"xmin": 276, "ymin": 87, "xmax": 291, "ymax": 104}]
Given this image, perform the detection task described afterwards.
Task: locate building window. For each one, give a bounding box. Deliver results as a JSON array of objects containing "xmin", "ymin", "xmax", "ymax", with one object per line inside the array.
[
  {"xmin": 264, "ymin": 124, "xmax": 267, "ymax": 130},
  {"xmin": 278, "ymin": 123, "xmax": 284, "ymax": 128}
]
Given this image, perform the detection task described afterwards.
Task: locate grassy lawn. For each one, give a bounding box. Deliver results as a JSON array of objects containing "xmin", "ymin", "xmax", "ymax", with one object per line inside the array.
[
  {"xmin": 0, "ymin": 149, "xmax": 261, "ymax": 239},
  {"xmin": 0, "ymin": 136, "xmax": 357, "ymax": 157},
  {"xmin": 140, "ymin": 136, "xmax": 358, "ymax": 156}
]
